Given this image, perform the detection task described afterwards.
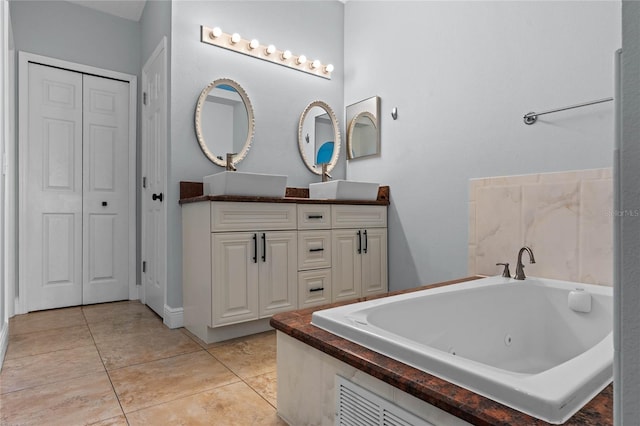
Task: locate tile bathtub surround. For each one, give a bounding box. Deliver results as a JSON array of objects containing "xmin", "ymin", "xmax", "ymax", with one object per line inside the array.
[
  {"xmin": 0, "ymin": 301, "xmax": 282, "ymax": 425},
  {"xmin": 270, "ymin": 276, "xmax": 613, "ymax": 426},
  {"xmin": 469, "ymin": 168, "xmax": 613, "ymax": 285}
]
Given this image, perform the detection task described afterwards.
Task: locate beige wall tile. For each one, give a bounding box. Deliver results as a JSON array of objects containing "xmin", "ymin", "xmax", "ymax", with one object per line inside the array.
[
  {"xmin": 580, "ymin": 179, "xmax": 614, "ymax": 285},
  {"xmin": 522, "ymin": 182, "xmax": 580, "ymax": 281},
  {"xmin": 475, "ymin": 186, "xmax": 522, "ymax": 276}
]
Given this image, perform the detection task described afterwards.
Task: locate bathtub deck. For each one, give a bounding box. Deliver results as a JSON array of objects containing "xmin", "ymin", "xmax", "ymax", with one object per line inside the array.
[{"xmin": 270, "ymin": 276, "xmax": 613, "ymax": 426}]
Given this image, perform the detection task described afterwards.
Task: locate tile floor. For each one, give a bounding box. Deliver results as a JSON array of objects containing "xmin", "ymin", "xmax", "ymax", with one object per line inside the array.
[{"xmin": 0, "ymin": 301, "xmax": 286, "ymax": 425}]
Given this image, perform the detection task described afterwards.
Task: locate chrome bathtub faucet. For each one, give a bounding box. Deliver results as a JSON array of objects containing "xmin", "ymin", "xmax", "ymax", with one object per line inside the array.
[{"xmin": 514, "ymin": 246, "xmax": 536, "ymax": 280}]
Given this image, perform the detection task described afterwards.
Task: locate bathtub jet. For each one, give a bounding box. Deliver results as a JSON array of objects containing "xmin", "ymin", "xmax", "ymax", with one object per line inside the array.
[{"xmin": 311, "ymin": 276, "xmax": 612, "ymax": 424}]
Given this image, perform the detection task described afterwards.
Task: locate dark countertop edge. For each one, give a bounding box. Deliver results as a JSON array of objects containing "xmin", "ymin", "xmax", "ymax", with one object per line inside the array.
[
  {"xmin": 270, "ymin": 276, "xmax": 613, "ymax": 426},
  {"xmin": 178, "ymin": 195, "xmax": 390, "ymax": 206}
]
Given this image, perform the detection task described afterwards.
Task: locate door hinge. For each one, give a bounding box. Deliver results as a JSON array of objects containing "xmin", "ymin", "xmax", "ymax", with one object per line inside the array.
[
  {"xmin": 142, "ymin": 261, "xmax": 146, "ymax": 273},
  {"xmin": 143, "ymin": 176, "xmax": 147, "ymax": 188},
  {"xmin": 143, "ymin": 92, "xmax": 148, "ymax": 105}
]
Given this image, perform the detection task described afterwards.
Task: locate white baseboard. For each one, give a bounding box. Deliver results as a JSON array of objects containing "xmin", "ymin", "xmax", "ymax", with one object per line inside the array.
[
  {"xmin": 163, "ymin": 305, "xmax": 183, "ymax": 329},
  {"xmin": 0, "ymin": 320, "xmax": 9, "ymax": 370}
]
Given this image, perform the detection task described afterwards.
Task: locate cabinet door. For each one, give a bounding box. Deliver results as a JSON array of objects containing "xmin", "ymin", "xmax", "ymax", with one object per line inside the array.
[
  {"xmin": 211, "ymin": 232, "xmax": 259, "ymax": 326},
  {"xmin": 259, "ymin": 231, "xmax": 298, "ymax": 318},
  {"xmin": 332, "ymin": 229, "xmax": 362, "ymax": 302},
  {"xmin": 361, "ymin": 228, "xmax": 388, "ymax": 297}
]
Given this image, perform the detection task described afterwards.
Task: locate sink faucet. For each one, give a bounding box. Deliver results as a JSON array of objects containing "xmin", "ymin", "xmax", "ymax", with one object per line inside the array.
[
  {"xmin": 226, "ymin": 153, "xmax": 237, "ymax": 171},
  {"xmin": 514, "ymin": 246, "xmax": 536, "ymax": 280},
  {"xmin": 321, "ymin": 163, "xmax": 331, "ymax": 182}
]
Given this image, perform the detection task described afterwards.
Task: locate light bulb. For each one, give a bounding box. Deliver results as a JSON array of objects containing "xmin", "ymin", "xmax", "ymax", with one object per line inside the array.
[
  {"xmin": 297, "ymin": 55, "xmax": 307, "ymax": 65},
  {"xmin": 230, "ymin": 33, "xmax": 241, "ymax": 44},
  {"xmin": 311, "ymin": 59, "xmax": 321, "ymax": 69},
  {"xmin": 265, "ymin": 44, "xmax": 276, "ymax": 55},
  {"xmin": 210, "ymin": 27, "xmax": 222, "ymax": 39},
  {"xmin": 324, "ymin": 64, "xmax": 334, "ymax": 73},
  {"xmin": 249, "ymin": 39, "xmax": 259, "ymax": 50},
  {"xmin": 282, "ymin": 50, "xmax": 292, "ymax": 60}
]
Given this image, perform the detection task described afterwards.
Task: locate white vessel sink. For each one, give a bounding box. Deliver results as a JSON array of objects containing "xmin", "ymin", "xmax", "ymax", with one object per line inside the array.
[
  {"xmin": 309, "ymin": 180, "xmax": 379, "ymax": 201},
  {"xmin": 203, "ymin": 171, "xmax": 287, "ymax": 198}
]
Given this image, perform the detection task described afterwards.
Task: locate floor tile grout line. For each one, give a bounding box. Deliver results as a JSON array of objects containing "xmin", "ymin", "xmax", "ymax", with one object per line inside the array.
[
  {"xmin": 102, "ymin": 345, "xmax": 205, "ymax": 372},
  {"xmin": 82, "ymin": 307, "xmax": 129, "ymax": 423},
  {"xmin": 241, "ymin": 372, "xmax": 279, "ymax": 410},
  {"xmin": 121, "ymin": 379, "xmax": 247, "ymax": 418},
  {"xmin": 2, "ymin": 342, "xmax": 99, "ymax": 363}
]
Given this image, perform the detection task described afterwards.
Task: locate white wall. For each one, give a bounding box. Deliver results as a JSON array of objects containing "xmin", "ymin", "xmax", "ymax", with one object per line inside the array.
[
  {"xmin": 167, "ymin": 1, "xmax": 345, "ymax": 308},
  {"xmin": 0, "ymin": 0, "xmax": 9, "ymax": 368},
  {"xmin": 344, "ymin": 1, "xmax": 621, "ymax": 290},
  {"xmin": 617, "ymin": 1, "xmax": 640, "ymax": 423}
]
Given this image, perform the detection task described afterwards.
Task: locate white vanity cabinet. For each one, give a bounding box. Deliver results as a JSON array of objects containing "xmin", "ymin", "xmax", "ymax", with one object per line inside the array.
[
  {"xmin": 331, "ymin": 205, "xmax": 388, "ymax": 302},
  {"xmin": 182, "ymin": 200, "xmax": 388, "ymax": 343},
  {"xmin": 183, "ymin": 201, "xmax": 297, "ymax": 342}
]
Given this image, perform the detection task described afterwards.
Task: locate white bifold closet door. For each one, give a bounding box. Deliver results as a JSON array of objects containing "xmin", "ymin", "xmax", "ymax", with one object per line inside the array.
[{"xmin": 25, "ymin": 63, "xmax": 130, "ymax": 311}]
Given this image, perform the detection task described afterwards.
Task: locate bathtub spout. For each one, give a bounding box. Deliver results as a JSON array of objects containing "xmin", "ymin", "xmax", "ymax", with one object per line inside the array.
[{"xmin": 514, "ymin": 246, "xmax": 536, "ymax": 280}]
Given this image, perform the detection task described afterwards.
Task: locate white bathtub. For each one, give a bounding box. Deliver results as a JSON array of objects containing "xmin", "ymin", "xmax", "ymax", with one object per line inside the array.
[{"xmin": 311, "ymin": 276, "xmax": 613, "ymax": 424}]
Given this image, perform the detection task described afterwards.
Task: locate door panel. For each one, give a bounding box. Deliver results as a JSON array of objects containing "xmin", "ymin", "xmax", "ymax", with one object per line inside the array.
[
  {"xmin": 26, "ymin": 63, "xmax": 83, "ymax": 311},
  {"xmin": 331, "ymin": 229, "xmax": 362, "ymax": 302},
  {"xmin": 361, "ymin": 229, "xmax": 388, "ymax": 297},
  {"xmin": 82, "ymin": 74, "xmax": 129, "ymax": 305},
  {"xmin": 212, "ymin": 232, "xmax": 259, "ymax": 326},
  {"xmin": 259, "ymin": 231, "xmax": 297, "ymax": 317},
  {"xmin": 142, "ymin": 42, "xmax": 167, "ymax": 317}
]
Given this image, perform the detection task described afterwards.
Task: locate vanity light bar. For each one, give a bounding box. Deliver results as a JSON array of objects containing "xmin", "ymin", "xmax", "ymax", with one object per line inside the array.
[{"xmin": 200, "ymin": 25, "xmax": 333, "ymax": 80}]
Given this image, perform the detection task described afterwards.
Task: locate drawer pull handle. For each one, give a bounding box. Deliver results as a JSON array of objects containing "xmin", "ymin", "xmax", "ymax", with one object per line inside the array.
[
  {"xmin": 309, "ymin": 287, "xmax": 324, "ymax": 292},
  {"xmin": 309, "ymin": 248, "xmax": 324, "ymax": 252},
  {"xmin": 308, "ymin": 215, "xmax": 323, "ymax": 219},
  {"xmin": 252, "ymin": 234, "xmax": 257, "ymax": 263}
]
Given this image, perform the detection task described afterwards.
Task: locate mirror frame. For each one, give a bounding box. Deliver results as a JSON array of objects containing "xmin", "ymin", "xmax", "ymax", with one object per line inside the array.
[
  {"xmin": 346, "ymin": 96, "xmax": 381, "ymax": 160},
  {"xmin": 347, "ymin": 111, "xmax": 378, "ymax": 160},
  {"xmin": 194, "ymin": 78, "xmax": 255, "ymax": 167},
  {"xmin": 297, "ymin": 100, "xmax": 341, "ymax": 175}
]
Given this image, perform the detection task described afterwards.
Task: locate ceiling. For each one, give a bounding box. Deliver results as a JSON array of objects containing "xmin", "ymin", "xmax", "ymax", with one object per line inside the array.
[{"xmin": 66, "ymin": 0, "xmax": 147, "ymax": 22}]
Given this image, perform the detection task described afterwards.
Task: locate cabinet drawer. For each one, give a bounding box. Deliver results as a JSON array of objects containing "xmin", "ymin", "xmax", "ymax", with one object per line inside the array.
[
  {"xmin": 211, "ymin": 202, "xmax": 297, "ymax": 232},
  {"xmin": 298, "ymin": 269, "xmax": 332, "ymax": 309},
  {"xmin": 331, "ymin": 205, "xmax": 387, "ymax": 229},
  {"xmin": 297, "ymin": 204, "xmax": 331, "ymax": 229},
  {"xmin": 298, "ymin": 230, "xmax": 331, "ymax": 270}
]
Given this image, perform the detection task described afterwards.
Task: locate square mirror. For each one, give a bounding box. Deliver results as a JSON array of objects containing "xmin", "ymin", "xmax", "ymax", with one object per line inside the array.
[{"xmin": 346, "ymin": 96, "xmax": 380, "ymax": 160}]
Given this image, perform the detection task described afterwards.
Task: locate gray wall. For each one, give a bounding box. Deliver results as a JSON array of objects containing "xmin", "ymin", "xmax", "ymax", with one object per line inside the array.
[
  {"xmin": 617, "ymin": 1, "xmax": 640, "ymax": 422},
  {"xmin": 9, "ymin": 1, "xmax": 140, "ymax": 77},
  {"xmin": 344, "ymin": 1, "xmax": 621, "ymax": 290},
  {"xmin": 167, "ymin": 1, "xmax": 345, "ymax": 307}
]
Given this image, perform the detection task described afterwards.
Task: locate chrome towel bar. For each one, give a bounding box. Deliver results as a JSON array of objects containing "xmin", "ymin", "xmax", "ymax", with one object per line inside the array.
[{"xmin": 523, "ymin": 97, "xmax": 613, "ymax": 125}]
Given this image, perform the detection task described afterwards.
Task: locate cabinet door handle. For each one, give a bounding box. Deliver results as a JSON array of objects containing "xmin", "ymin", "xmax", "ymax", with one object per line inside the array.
[
  {"xmin": 261, "ymin": 233, "xmax": 266, "ymax": 262},
  {"xmin": 309, "ymin": 247, "xmax": 324, "ymax": 252},
  {"xmin": 308, "ymin": 215, "xmax": 323, "ymax": 219},
  {"xmin": 309, "ymin": 287, "xmax": 324, "ymax": 292},
  {"xmin": 357, "ymin": 230, "xmax": 362, "ymax": 254},
  {"xmin": 252, "ymin": 234, "xmax": 257, "ymax": 263},
  {"xmin": 152, "ymin": 193, "xmax": 163, "ymax": 202},
  {"xmin": 363, "ymin": 230, "xmax": 368, "ymax": 254}
]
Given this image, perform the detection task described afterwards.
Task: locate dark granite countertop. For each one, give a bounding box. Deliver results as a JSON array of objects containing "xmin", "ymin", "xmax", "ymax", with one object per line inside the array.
[
  {"xmin": 270, "ymin": 276, "xmax": 613, "ymax": 426},
  {"xmin": 178, "ymin": 181, "xmax": 391, "ymax": 206}
]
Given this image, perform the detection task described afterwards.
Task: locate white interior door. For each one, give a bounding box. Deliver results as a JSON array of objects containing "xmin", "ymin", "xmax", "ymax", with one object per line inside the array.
[
  {"xmin": 25, "ymin": 63, "xmax": 83, "ymax": 311},
  {"xmin": 82, "ymin": 74, "xmax": 130, "ymax": 304},
  {"xmin": 24, "ymin": 63, "xmax": 130, "ymax": 311},
  {"xmin": 141, "ymin": 39, "xmax": 167, "ymax": 317}
]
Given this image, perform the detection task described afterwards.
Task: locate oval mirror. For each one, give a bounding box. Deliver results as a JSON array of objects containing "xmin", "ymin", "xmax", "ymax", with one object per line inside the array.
[
  {"xmin": 195, "ymin": 78, "xmax": 255, "ymax": 167},
  {"xmin": 348, "ymin": 111, "xmax": 378, "ymax": 159},
  {"xmin": 298, "ymin": 100, "xmax": 341, "ymax": 175},
  {"xmin": 346, "ymin": 96, "xmax": 381, "ymax": 160}
]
